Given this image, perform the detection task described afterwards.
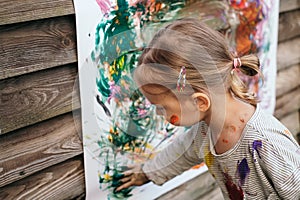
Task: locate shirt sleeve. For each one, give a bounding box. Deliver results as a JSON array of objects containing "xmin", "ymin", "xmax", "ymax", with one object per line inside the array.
[
  {"xmin": 258, "ymin": 132, "xmax": 300, "ymax": 199},
  {"xmin": 142, "ymin": 123, "xmax": 204, "ymax": 185}
]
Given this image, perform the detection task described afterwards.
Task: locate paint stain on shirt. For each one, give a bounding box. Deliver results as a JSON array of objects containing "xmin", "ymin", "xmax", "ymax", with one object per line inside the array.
[
  {"xmin": 223, "ymin": 172, "xmax": 244, "ymax": 200},
  {"xmin": 237, "ymin": 158, "xmax": 250, "ymax": 186},
  {"xmin": 252, "ymin": 140, "xmax": 262, "ymax": 160},
  {"xmin": 204, "ymin": 150, "xmax": 214, "ymax": 168}
]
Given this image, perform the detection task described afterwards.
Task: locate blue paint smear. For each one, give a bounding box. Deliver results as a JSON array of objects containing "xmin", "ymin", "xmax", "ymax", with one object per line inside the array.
[
  {"xmin": 252, "ymin": 140, "xmax": 262, "ymax": 159},
  {"xmin": 237, "ymin": 158, "xmax": 250, "ymax": 186}
]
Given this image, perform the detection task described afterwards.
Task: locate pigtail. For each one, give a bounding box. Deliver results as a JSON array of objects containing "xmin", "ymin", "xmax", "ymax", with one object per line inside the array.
[{"xmin": 229, "ymin": 54, "xmax": 264, "ymax": 105}]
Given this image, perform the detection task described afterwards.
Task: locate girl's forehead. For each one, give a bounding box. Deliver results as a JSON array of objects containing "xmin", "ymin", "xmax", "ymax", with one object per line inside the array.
[
  {"xmin": 140, "ymin": 84, "xmax": 170, "ymax": 95},
  {"xmin": 140, "ymin": 85, "xmax": 190, "ymax": 104}
]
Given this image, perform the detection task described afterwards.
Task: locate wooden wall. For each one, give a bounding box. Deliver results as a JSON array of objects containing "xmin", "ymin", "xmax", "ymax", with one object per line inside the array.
[{"xmin": 0, "ymin": 0, "xmax": 299, "ymax": 199}]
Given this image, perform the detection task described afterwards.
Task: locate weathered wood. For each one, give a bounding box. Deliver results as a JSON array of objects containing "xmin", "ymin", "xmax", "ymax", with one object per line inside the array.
[
  {"xmin": 0, "ymin": 16, "xmax": 77, "ymax": 80},
  {"xmin": 275, "ymin": 87, "xmax": 300, "ymax": 119},
  {"xmin": 0, "ymin": 157, "xmax": 85, "ymax": 200},
  {"xmin": 0, "ymin": 111, "xmax": 82, "ymax": 187},
  {"xmin": 277, "ymin": 37, "xmax": 300, "ymax": 70},
  {"xmin": 0, "ymin": 0, "xmax": 75, "ymax": 25},
  {"xmin": 276, "ymin": 64, "xmax": 300, "ymax": 97},
  {"xmin": 278, "ymin": 9, "xmax": 300, "ymax": 42},
  {"xmin": 0, "ymin": 0, "xmax": 296, "ymax": 25},
  {"xmin": 157, "ymin": 171, "xmax": 223, "ymax": 200},
  {"xmin": 0, "ymin": 64, "xmax": 80, "ymax": 134},
  {"xmin": 280, "ymin": 111, "xmax": 300, "ymax": 137},
  {"xmin": 280, "ymin": 0, "xmax": 300, "ymax": 13}
]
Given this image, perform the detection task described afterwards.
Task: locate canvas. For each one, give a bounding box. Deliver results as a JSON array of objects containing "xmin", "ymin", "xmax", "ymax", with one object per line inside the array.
[{"xmin": 73, "ymin": 0, "xmax": 279, "ymax": 199}]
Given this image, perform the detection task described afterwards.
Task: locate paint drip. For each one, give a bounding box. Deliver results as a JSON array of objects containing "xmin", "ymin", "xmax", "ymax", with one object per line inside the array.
[{"xmin": 223, "ymin": 172, "xmax": 244, "ymax": 200}]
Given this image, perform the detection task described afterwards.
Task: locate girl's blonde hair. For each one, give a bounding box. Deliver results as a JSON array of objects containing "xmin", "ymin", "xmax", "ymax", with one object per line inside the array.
[{"xmin": 134, "ymin": 18, "xmax": 263, "ymax": 105}]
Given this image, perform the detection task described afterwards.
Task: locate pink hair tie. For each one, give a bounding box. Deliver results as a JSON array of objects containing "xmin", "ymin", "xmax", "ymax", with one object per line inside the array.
[
  {"xmin": 233, "ymin": 58, "xmax": 242, "ymax": 69},
  {"xmin": 231, "ymin": 58, "xmax": 241, "ymax": 75}
]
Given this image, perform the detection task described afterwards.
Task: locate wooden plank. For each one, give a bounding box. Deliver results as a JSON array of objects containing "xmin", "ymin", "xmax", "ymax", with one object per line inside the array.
[
  {"xmin": 157, "ymin": 171, "xmax": 223, "ymax": 200},
  {"xmin": 0, "ymin": 157, "xmax": 85, "ymax": 200},
  {"xmin": 0, "ymin": 0, "xmax": 296, "ymax": 25},
  {"xmin": 275, "ymin": 87, "xmax": 300, "ymax": 119},
  {"xmin": 277, "ymin": 37, "xmax": 300, "ymax": 71},
  {"xmin": 0, "ymin": 16, "xmax": 77, "ymax": 80},
  {"xmin": 0, "ymin": 111, "xmax": 82, "ymax": 187},
  {"xmin": 276, "ymin": 64, "xmax": 300, "ymax": 97},
  {"xmin": 0, "ymin": 64, "xmax": 80, "ymax": 135},
  {"xmin": 280, "ymin": 111, "xmax": 300, "ymax": 137},
  {"xmin": 0, "ymin": 0, "xmax": 75, "ymax": 25},
  {"xmin": 278, "ymin": 9, "xmax": 300, "ymax": 42},
  {"xmin": 280, "ymin": 0, "xmax": 300, "ymax": 13}
]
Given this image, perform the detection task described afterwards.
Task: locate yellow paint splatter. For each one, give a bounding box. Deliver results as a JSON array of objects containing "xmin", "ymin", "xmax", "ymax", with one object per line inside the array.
[
  {"xmin": 204, "ymin": 148, "xmax": 214, "ymax": 168},
  {"xmin": 103, "ymin": 173, "xmax": 112, "ymax": 181}
]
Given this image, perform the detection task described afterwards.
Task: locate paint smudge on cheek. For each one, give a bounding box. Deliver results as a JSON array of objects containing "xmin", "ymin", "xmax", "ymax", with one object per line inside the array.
[
  {"xmin": 237, "ymin": 158, "xmax": 250, "ymax": 186},
  {"xmin": 252, "ymin": 140, "xmax": 262, "ymax": 160},
  {"xmin": 223, "ymin": 172, "xmax": 244, "ymax": 200},
  {"xmin": 170, "ymin": 114, "xmax": 179, "ymax": 124}
]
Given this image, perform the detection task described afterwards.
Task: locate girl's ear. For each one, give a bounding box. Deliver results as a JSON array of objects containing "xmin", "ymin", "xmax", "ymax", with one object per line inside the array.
[{"xmin": 192, "ymin": 93, "xmax": 211, "ymax": 112}]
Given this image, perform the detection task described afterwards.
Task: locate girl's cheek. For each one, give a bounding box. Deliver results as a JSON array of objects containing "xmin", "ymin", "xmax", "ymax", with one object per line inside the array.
[{"xmin": 170, "ymin": 114, "xmax": 180, "ymax": 124}]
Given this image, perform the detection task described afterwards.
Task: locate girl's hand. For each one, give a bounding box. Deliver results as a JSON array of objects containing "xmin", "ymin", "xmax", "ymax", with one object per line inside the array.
[{"xmin": 115, "ymin": 164, "xmax": 150, "ymax": 192}]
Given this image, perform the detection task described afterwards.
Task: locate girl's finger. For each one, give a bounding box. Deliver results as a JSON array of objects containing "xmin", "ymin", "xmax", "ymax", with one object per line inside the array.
[
  {"xmin": 115, "ymin": 180, "xmax": 133, "ymax": 192},
  {"xmin": 122, "ymin": 170, "xmax": 133, "ymax": 176},
  {"xmin": 120, "ymin": 176, "xmax": 132, "ymax": 183}
]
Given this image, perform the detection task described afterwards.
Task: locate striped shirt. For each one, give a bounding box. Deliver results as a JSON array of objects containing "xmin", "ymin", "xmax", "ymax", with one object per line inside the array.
[{"xmin": 143, "ymin": 105, "xmax": 300, "ymax": 199}]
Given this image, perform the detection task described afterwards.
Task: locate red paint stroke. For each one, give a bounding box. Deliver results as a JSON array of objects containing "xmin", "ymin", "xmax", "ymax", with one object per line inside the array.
[
  {"xmin": 223, "ymin": 172, "xmax": 244, "ymax": 200},
  {"xmin": 237, "ymin": 158, "xmax": 250, "ymax": 186},
  {"xmin": 170, "ymin": 115, "xmax": 179, "ymax": 124}
]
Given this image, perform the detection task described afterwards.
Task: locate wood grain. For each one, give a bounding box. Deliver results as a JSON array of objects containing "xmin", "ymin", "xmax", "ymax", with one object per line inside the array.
[
  {"xmin": 280, "ymin": 111, "xmax": 300, "ymax": 137},
  {"xmin": 0, "ymin": 0, "xmax": 75, "ymax": 25},
  {"xmin": 0, "ymin": 111, "xmax": 82, "ymax": 187},
  {"xmin": 0, "ymin": 64, "xmax": 80, "ymax": 134},
  {"xmin": 278, "ymin": 9, "xmax": 300, "ymax": 42},
  {"xmin": 0, "ymin": 157, "xmax": 85, "ymax": 200},
  {"xmin": 276, "ymin": 64, "xmax": 300, "ymax": 97},
  {"xmin": 280, "ymin": 0, "xmax": 300, "ymax": 13},
  {"xmin": 0, "ymin": 15, "xmax": 77, "ymax": 80},
  {"xmin": 0, "ymin": 0, "xmax": 296, "ymax": 25},
  {"xmin": 277, "ymin": 37, "xmax": 300, "ymax": 70},
  {"xmin": 275, "ymin": 87, "xmax": 300, "ymax": 119},
  {"xmin": 157, "ymin": 171, "xmax": 223, "ymax": 200}
]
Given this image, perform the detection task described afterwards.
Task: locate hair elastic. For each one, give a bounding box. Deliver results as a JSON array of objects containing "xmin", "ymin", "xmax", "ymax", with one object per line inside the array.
[
  {"xmin": 233, "ymin": 58, "xmax": 242, "ymax": 68},
  {"xmin": 177, "ymin": 66, "xmax": 186, "ymax": 91},
  {"xmin": 231, "ymin": 57, "xmax": 242, "ymax": 75}
]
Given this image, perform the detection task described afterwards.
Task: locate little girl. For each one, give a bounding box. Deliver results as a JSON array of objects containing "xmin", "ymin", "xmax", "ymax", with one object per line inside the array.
[{"xmin": 116, "ymin": 18, "xmax": 300, "ymax": 199}]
